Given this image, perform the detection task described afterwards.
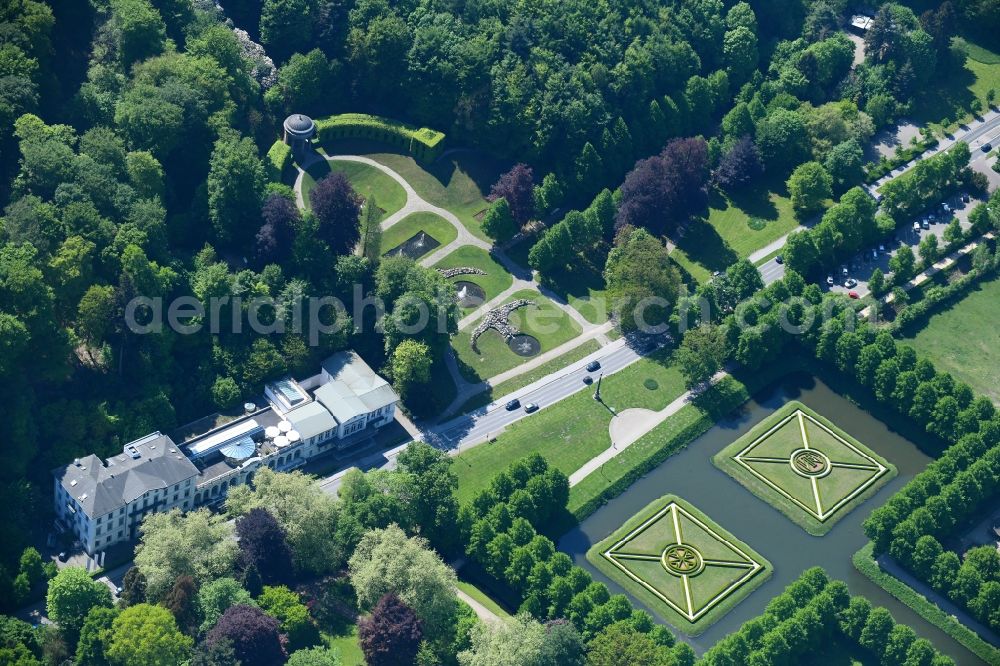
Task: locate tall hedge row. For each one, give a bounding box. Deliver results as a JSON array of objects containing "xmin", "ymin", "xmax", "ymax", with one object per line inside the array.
[{"xmin": 314, "ymin": 113, "xmax": 445, "ymax": 163}]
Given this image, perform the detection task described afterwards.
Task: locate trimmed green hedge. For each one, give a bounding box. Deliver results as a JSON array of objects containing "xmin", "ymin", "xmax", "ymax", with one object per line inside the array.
[
  {"xmin": 852, "ymin": 543, "xmax": 1000, "ymax": 665},
  {"xmin": 265, "ymin": 140, "xmax": 292, "ymax": 182},
  {"xmin": 314, "ymin": 113, "xmax": 446, "ymax": 163}
]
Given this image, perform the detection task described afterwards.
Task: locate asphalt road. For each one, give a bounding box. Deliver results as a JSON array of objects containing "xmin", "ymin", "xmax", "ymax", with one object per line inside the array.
[
  {"xmin": 755, "ymin": 111, "xmax": 1000, "ymax": 287},
  {"xmin": 317, "ymin": 334, "xmax": 666, "ymax": 496}
]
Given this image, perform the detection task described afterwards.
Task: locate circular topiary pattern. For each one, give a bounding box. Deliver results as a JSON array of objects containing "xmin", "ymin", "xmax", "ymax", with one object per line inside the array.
[
  {"xmin": 747, "ymin": 217, "xmax": 767, "ymax": 231},
  {"xmin": 661, "ymin": 543, "xmax": 705, "ymax": 577},
  {"xmin": 643, "ymin": 378, "xmax": 659, "ymax": 391}
]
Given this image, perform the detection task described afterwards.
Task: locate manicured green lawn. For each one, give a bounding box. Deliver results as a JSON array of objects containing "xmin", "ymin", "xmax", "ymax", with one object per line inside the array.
[
  {"xmin": 451, "ymin": 340, "xmax": 603, "ymax": 417},
  {"xmin": 706, "ymin": 184, "xmax": 798, "ymax": 258},
  {"xmin": 671, "ymin": 182, "xmax": 798, "ymax": 282},
  {"xmin": 587, "ymin": 495, "xmax": 771, "ymax": 635},
  {"xmin": 453, "ymin": 349, "xmax": 686, "ymax": 503},
  {"xmin": 432, "ymin": 245, "xmax": 514, "ymax": 311},
  {"xmin": 901, "ymin": 274, "xmax": 1000, "ymax": 403},
  {"xmin": 321, "ymin": 625, "xmax": 364, "ymax": 665},
  {"xmin": 300, "ymin": 159, "xmax": 407, "ymax": 220},
  {"xmin": 713, "ymin": 400, "xmax": 896, "ymax": 535},
  {"xmin": 321, "ymin": 140, "xmax": 508, "ymax": 241},
  {"xmin": 452, "ymin": 289, "xmax": 583, "ymax": 382},
  {"xmin": 380, "ymin": 212, "xmax": 458, "ymax": 259},
  {"xmin": 911, "ymin": 37, "xmax": 1000, "ymax": 134},
  {"xmin": 456, "ymin": 581, "xmax": 513, "ymax": 620}
]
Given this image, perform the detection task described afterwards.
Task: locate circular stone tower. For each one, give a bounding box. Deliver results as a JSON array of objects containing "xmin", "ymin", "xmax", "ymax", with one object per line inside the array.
[{"xmin": 282, "ymin": 114, "xmax": 316, "ymax": 156}]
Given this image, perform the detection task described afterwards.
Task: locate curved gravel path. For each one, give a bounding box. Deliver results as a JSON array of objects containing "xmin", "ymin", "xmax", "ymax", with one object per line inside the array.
[{"xmin": 293, "ymin": 151, "xmax": 490, "ymax": 267}]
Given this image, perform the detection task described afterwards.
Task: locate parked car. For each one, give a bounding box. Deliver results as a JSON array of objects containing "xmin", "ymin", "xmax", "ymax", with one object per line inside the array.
[
  {"xmin": 826, "ymin": 275, "xmax": 834, "ymax": 285},
  {"xmin": 848, "ymin": 291, "xmax": 860, "ymax": 299},
  {"xmin": 841, "ymin": 266, "xmax": 849, "ymax": 277},
  {"xmin": 845, "ymin": 278, "xmax": 858, "ymax": 288},
  {"xmin": 921, "ymin": 219, "xmax": 930, "ymax": 230},
  {"xmin": 871, "ymin": 249, "xmax": 878, "ymax": 260},
  {"xmin": 57, "ymin": 552, "xmax": 67, "ymax": 562},
  {"xmin": 878, "ymin": 244, "xmax": 886, "ymax": 254},
  {"xmin": 962, "ymin": 193, "xmax": 971, "ymax": 203},
  {"xmin": 775, "ymin": 254, "xmax": 783, "ymax": 264},
  {"xmin": 505, "ymin": 399, "xmax": 520, "ymax": 411},
  {"xmin": 942, "ymin": 203, "xmax": 951, "ymax": 213},
  {"xmin": 586, "ymin": 360, "xmax": 601, "ymax": 372},
  {"xmin": 913, "ymin": 221, "xmax": 921, "ymax": 232},
  {"xmin": 982, "ymin": 143, "xmax": 993, "ymax": 152},
  {"xmin": 523, "ymin": 402, "xmax": 539, "ymax": 413}
]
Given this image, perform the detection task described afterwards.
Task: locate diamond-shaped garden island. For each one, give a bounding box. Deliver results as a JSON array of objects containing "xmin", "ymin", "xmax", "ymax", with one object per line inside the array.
[
  {"xmin": 590, "ymin": 496, "xmax": 771, "ymax": 634},
  {"xmin": 714, "ymin": 401, "xmax": 897, "ymax": 535}
]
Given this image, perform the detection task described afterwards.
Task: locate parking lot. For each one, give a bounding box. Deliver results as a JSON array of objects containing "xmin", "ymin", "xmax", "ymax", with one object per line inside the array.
[{"xmin": 825, "ymin": 192, "xmax": 981, "ymax": 299}]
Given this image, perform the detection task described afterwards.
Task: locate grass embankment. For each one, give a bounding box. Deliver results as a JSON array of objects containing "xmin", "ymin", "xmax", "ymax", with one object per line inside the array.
[
  {"xmin": 300, "ymin": 159, "xmax": 407, "ymax": 219},
  {"xmin": 853, "ymin": 543, "xmax": 1000, "ymax": 666},
  {"xmin": 452, "ymin": 349, "xmax": 686, "ymax": 504}
]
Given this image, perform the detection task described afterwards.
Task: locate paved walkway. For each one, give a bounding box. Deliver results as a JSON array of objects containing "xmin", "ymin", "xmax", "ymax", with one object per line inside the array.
[
  {"xmin": 293, "ymin": 152, "xmax": 492, "ymax": 269},
  {"xmin": 454, "ymin": 587, "xmax": 503, "ymax": 625},
  {"xmin": 568, "ymin": 369, "xmax": 729, "ymax": 487}
]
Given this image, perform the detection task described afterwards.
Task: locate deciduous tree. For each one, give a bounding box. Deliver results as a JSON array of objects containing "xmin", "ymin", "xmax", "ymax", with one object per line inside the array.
[
  {"xmin": 309, "ymin": 172, "xmax": 361, "ymax": 257},
  {"xmin": 106, "ymin": 603, "xmax": 193, "ymax": 666},
  {"xmin": 205, "ymin": 605, "xmax": 285, "ymax": 666},
  {"xmin": 358, "ymin": 593, "xmax": 422, "ymax": 666}
]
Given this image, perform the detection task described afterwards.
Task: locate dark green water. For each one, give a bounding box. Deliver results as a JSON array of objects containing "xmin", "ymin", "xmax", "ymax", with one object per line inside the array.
[{"xmin": 558, "ymin": 372, "xmax": 987, "ymax": 665}]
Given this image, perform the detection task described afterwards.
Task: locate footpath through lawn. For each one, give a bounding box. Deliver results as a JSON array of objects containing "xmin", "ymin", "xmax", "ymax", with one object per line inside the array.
[{"xmin": 452, "ymin": 349, "xmax": 686, "ymax": 504}]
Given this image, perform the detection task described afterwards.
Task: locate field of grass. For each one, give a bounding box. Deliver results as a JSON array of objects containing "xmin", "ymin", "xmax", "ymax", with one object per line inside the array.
[
  {"xmin": 901, "ymin": 274, "xmax": 1000, "ymax": 403},
  {"xmin": 713, "ymin": 401, "xmax": 896, "ymax": 535},
  {"xmin": 670, "ymin": 182, "xmax": 798, "ymax": 282},
  {"xmin": 451, "ymin": 340, "xmax": 603, "ymax": 417},
  {"xmin": 705, "ymin": 183, "xmax": 799, "ymax": 258},
  {"xmin": 452, "ymin": 290, "xmax": 583, "ymax": 382},
  {"xmin": 321, "ymin": 140, "xmax": 508, "ymax": 241},
  {"xmin": 321, "ymin": 625, "xmax": 364, "ymax": 665},
  {"xmin": 453, "ymin": 349, "xmax": 686, "ymax": 503},
  {"xmin": 300, "ymin": 159, "xmax": 407, "ymax": 219},
  {"xmin": 380, "ymin": 212, "xmax": 458, "ymax": 259},
  {"xmin": 433, "ymin": 245, "xmax": 514, "ymax": 311},
  {"xmin": 910, "ymin": 37, "xmax": 1000, "ymax": 134},
  {"xmin": 587, "ymin": 495, "xmax": 771, "ymax": 635}
]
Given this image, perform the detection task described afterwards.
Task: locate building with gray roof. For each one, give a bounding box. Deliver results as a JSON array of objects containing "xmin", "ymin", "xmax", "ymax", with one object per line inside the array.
[
  {"xmin": 53, "ymin": 352, "xmax": 399, "ymax": 556},
  {"xmin": 53, "ymin": 432, "xmax": 199, "ymax": 555}
]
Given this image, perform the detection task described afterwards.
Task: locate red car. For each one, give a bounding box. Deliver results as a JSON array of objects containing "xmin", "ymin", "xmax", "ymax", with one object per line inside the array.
[{"xmin": 848, "ymin": 291, "xmax": 860, "ymax": 299}]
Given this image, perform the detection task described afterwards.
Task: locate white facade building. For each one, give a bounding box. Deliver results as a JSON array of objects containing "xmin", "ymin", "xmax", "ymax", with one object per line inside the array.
[{"xmin": 53, "ymin": 352, "xmax": 398, "ymax": 555}]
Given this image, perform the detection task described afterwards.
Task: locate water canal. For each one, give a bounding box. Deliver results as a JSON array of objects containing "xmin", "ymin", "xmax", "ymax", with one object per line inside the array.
[{"xmin": 558, "ymin": 372, "xmax": 985, "ymax": 665}]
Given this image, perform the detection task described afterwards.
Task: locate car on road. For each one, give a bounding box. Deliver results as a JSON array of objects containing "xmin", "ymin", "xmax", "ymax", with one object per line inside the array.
[
  {"xmin": 848, "ymin": 291, "xmax": 860, "ymax": 299},
  {"xmin": 775, "ymin": 255, "xmax": 783, "ymax": 264},
  {"xmin": 982, "ymin": 143, "xmax": 993, "ymax": 152},
  {"xmin": 826, "ymin": 275, "xmax": 834, "ymax": 285},
  {"xmin": 582, "ymin": 375, "xmax": 593, "ymax": 385},
  {"xmin": 586, "ymin": 360, "xmax": 601, "ymax": 372},
  {"xmin": 505, "ymin": 399, "xmax": 520, "ymax": 411},
  {"xmin": 845, "ymin": 278, "xmax": 858, "ymax": 288},
  {"xmin": 523, "ymin": 402, "xmax": 539, "ymax": 413}
]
